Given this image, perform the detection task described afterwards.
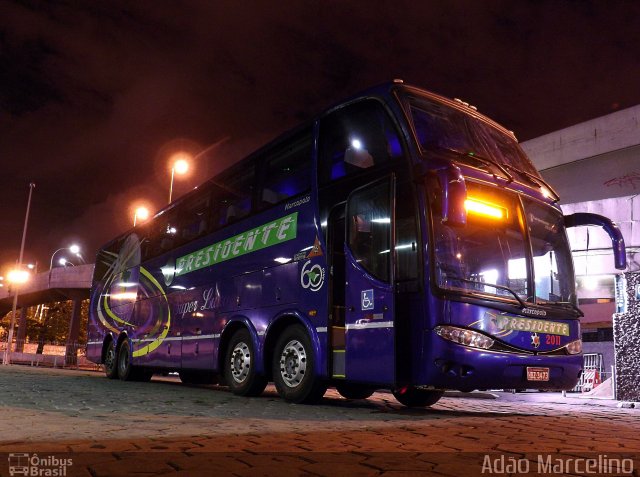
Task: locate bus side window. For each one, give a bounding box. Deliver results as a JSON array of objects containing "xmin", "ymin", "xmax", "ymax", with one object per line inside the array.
[
  {"xmin": 347, "ymin": 179, "xmax": 392, "ymax": 282},
  {"xmin": 319, "ymin": 100, "xmax": 402, "ymax": 185},
  {"xmin": 215, "ymin": 160, "xmax": 257, "ymax": 225},
  {"xmin": 176, "ymin": 187, "xmax": 214, "ymax": 243},
  {"xmin": 258, "ymin": 129, "xmax": 312, "ymax": 209},
  {"xmin": 94, "ymin": 241, "xmax": 122, "ymax": 283}
]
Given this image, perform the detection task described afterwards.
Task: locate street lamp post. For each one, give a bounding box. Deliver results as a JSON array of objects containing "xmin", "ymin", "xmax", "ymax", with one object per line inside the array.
[
  {"xmin": 164, "ymin": 137, "xmax": 228, "ymax": 205},
  {"xmin": 49, "ymin": 245, "xmax": 81, "ymax": 271},
  {"xmin": 133, "ymin": 206, "xmax": 150, "ymax": 226},
  {"xmin": 3, "ymin": 182, "xmax": 35, "ymax": 366},
  {"xmin": 48, "ymin": 244, "xmax": 81, "ymax": 288},
  {"xmin": 168, "ymin": 154, "xmax": 190, "ymax": 204}
]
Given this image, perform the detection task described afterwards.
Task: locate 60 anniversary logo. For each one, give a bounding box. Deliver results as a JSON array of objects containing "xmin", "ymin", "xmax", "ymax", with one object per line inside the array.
[{"xmin": 300, "ymin": 260, "xmax": 325, "ymax": 292}]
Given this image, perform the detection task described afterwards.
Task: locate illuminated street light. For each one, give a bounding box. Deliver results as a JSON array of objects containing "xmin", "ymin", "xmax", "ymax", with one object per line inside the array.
[
  {"xmin": 168, "ymin": 152, "xmax": 191, "ymax": 203},
  {"xmin": 7, "ymin": 269, "xmax": 30, "ymax": 284},
  {"xmin": 133, "ymin": 206, "xmax": 150, "ymax": 226},
  {"xmin": 59, "ymin": 258, "xmax": 75, "ymax": 267},
  {"xmin": 49, "ymin": 244, "xmax": 81, "ymax": 271}
]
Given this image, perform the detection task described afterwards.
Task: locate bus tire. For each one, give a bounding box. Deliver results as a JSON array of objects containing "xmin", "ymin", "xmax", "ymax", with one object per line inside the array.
[
  {"xmin": 392, "ymin": 387, "xmax": 443, "ymax": 408},
  {"xmin": 224, "ymin": 329, "xmax": 267, "ymax": 396},
  {"xmin": 104, "ymin": 340, "xmax": 118, "ymax": 379},
  {"xmin": 336, "ymin": 382, "xmax": 375, "ymax": 400},
  {"xmin": 116, "ymin": 340, "xmax": 151, "ymax": 381},
  {"xmin": 272, "ymin": 324, "xmax": 327, "ymax": 404},
  {"xmin": 117, "ymin": 340, "xmax": 134, "ymax": 381}
]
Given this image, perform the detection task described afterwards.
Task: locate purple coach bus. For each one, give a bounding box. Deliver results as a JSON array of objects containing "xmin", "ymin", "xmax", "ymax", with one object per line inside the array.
[{"xmin": 87, "ymin": 81, "xmax": 626, "ymax": 407}]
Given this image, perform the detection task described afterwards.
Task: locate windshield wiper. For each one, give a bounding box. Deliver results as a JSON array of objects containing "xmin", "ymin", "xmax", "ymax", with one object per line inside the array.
[
  {"xmin": 448, "ymin": 276, "xmax": 526, "ymax": 308},
  {"xmin": 535, "ymin": 299, "xmax": 584, "ymax": 317},
  {"xmin": 440, "ymin": 148, "xmax": 514, "ymax": 183},
  {"xmin": 502, "ymin": 164, "xmax": 560, "ymax": 201}
]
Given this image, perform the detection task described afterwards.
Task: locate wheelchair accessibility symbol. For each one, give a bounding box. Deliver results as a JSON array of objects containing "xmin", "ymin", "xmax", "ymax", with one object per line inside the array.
[{"xmin": 361, "ymin": 289, "xmax": 374, "ymax": 310}]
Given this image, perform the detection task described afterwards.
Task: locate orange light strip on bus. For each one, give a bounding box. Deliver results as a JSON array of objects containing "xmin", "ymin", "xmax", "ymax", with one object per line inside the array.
[{"xmin": 464, "ymin": 197, "xmax": 507, "ymax": 220}]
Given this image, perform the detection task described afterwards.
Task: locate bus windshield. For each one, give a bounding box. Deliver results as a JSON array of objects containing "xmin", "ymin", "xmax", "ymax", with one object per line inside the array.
[
  {"xmin": 408, "ymin": 94, "xmax": 541, "ymax": 182},
  {"xmin": 432, "ymin": 185, "xmax": 576, "ymax": 307}
]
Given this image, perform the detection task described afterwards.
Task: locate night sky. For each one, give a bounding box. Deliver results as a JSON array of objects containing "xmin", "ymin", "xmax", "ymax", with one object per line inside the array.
[{"xmin": 2, "ymin": 1, "xmax": 640, "ymax": 270}]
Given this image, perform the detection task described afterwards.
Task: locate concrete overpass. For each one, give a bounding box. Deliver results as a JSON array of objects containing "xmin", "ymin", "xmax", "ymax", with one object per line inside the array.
[
  {"xmin": 0, "ymin": 263, "xmax": 93, "ymax": 363},
  {"xmin": 0, "ymin": 263, "xmax": 93, "ymax": 315}
]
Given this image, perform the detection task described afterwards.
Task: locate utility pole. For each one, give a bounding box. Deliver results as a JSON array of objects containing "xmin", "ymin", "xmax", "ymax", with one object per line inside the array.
[{"xmin": 3, "ymin": 182, "xmax": 36, "ymax": 365}]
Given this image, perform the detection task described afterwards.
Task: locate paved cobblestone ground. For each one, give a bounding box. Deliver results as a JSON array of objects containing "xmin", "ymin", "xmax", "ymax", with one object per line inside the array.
[{"xmin": 0, "ymin": 365, "xmax": 639, "ymax": 476}]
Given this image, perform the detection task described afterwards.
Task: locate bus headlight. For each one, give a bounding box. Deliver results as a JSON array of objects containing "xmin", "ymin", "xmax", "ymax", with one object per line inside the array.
[
  {"xmin": 566, "ymin": 339, "xmax": 582, "ymax": 355},
  {"xmin": 435, "ymin": 326, "xmax": 494, "ymax": 350}
]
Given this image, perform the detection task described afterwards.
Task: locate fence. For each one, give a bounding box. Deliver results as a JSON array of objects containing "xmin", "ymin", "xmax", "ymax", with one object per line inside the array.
[
  {"xmin": 573, "ymin": 353, "xmax": 608, "ymax": 393},
  {"xmin": 0, "ymin": 339, "xmax": 98, "ymax": 369}
]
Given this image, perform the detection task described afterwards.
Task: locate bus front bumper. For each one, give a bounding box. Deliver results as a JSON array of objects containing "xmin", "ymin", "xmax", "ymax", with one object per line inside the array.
[{"xmin": 424, "ymin": 339, "xmax": 583, "ymax": 392}]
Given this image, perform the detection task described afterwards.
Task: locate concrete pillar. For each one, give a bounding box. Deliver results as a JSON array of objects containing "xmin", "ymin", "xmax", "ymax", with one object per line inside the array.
[
  {"xmin": 15, "ymin": 306, "xmax": 28, "ymax": 353},
  {"xmin": 65, "ymin": 300, "xmax": 82, "ymax": 366},
  {"xmin": 613, "ymin": 271, "xmax": 640, "ymax": 401}
]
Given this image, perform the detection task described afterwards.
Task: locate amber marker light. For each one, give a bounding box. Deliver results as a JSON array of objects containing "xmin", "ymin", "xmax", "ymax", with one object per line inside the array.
[{"xmin": 464, "ymin": 197, "xmax": 507, "ymax": 220}]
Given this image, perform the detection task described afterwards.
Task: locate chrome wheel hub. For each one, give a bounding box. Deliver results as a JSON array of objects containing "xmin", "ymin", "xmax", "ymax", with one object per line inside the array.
[
  {"xmin": 279, "ymin": 339, "xmax": 307, "ymax": 388},
  {"xmin": 105, "ymin": 347, "xmax": 115, "ymax": 369},
  {"xmin": 230, "ymin": 341, "xmax": 251, "ymax": 383}
]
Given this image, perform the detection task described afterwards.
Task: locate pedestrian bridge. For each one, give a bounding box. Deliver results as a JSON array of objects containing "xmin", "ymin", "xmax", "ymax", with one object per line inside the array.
[
  {"xmin": 0, "ymin": 264, "xmax": 94, "ymax": 365},
  {"xmin": 0, "ymin": 263, "xmax": 93, "ymax": 316}
]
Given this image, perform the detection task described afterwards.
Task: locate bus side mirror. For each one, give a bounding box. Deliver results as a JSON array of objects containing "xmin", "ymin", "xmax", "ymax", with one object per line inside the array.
[
  {"xmin": 564, "ymin": 212, "xmax": 627, "ymax": 270},
  {"xmin": 437, "ymin": 165, "xmax": 467, "ymax": 226}
]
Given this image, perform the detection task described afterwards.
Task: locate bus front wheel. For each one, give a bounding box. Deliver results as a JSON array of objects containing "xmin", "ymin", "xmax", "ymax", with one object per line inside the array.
[
  {"xmin": 224, "ymin": 329, "xmax": 267, "ymax": 396},
  {"xmin": 392, "ymin": 387, "xmax": 443, "ymax": 408},
  {"xmin": 272, "ymin": 324, "xmax": 327, "ymax": 404}
]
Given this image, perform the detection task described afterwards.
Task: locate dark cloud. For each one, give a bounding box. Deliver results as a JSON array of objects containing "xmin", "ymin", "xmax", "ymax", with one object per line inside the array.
[{"xmin": 1, "ymin": 0, "xmax": 640, "ymax": 270}]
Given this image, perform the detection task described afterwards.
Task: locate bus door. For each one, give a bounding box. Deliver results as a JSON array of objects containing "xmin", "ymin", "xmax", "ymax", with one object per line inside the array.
[
  {"xmin": 343, "ymin": 176, "xmax": 396, "ymax": 384},
  {"xmin": 328, "ymin": 204, "xmax": 347, "ymax": 378}
]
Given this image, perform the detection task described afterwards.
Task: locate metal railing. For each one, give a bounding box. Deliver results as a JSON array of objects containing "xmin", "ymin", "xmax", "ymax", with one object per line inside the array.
[
  {"xmin": 0, "ymin": 339, "xmax": 96, "ymax": 369},
  {"xmin": 573, "ymin": 353, "xmax": 605, "ymax": 392}
]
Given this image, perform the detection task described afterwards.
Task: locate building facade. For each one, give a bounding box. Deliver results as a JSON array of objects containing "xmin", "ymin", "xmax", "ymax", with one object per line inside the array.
[{"xmin": 522, "ymin": 105, "xmax": 640, "ymax": 381}]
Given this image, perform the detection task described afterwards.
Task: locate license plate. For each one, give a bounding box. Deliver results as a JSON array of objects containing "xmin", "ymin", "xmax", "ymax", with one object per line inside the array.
[{"xmin": 527, "ymin": 367, "xmax": 550, "ymax": 382}]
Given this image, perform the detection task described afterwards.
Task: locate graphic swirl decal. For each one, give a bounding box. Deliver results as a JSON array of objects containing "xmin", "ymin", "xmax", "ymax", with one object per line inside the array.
[{"xmin": 93, "ymin": 233, "xmax": 171, "ymax": 357}]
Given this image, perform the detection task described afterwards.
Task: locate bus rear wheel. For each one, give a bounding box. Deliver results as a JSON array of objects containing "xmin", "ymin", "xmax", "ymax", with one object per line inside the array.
[
  {"xmin": 104, "ymin": 340, "xmax": 118, "ymax": 379},
  {"xmin": 336, "ymin": 382, "xmax": 375, "ymax": 400},
  {"xmin": 392, "ymin": 387, "xmax": 443, "ymax": 408},
  {"xmin": 272, "ymin": 324, "xmax": 327, "ymax": 404},
  {"xmin": 117, "ymin": 340, "xmax": 152, "ymax": 382},
  {"xmin": 224, "ymin": 329, "xmax": 267, "ymax": 396}
]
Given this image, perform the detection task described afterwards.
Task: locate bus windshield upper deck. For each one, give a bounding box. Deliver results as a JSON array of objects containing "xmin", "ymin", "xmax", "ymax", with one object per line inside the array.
[
  {"xmin": 406, "ymin": 91, "xmax": 547, "ymax": 189},
  {"xmin": 399, "ymin": 89, "xmax": 578, "ymax": 312}
]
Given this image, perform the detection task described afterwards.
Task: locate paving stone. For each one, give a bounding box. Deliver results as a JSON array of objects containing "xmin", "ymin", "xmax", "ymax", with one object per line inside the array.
[{"xmin": 1, "ymin": 365, "xmax": 639, "ymax": 476}]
